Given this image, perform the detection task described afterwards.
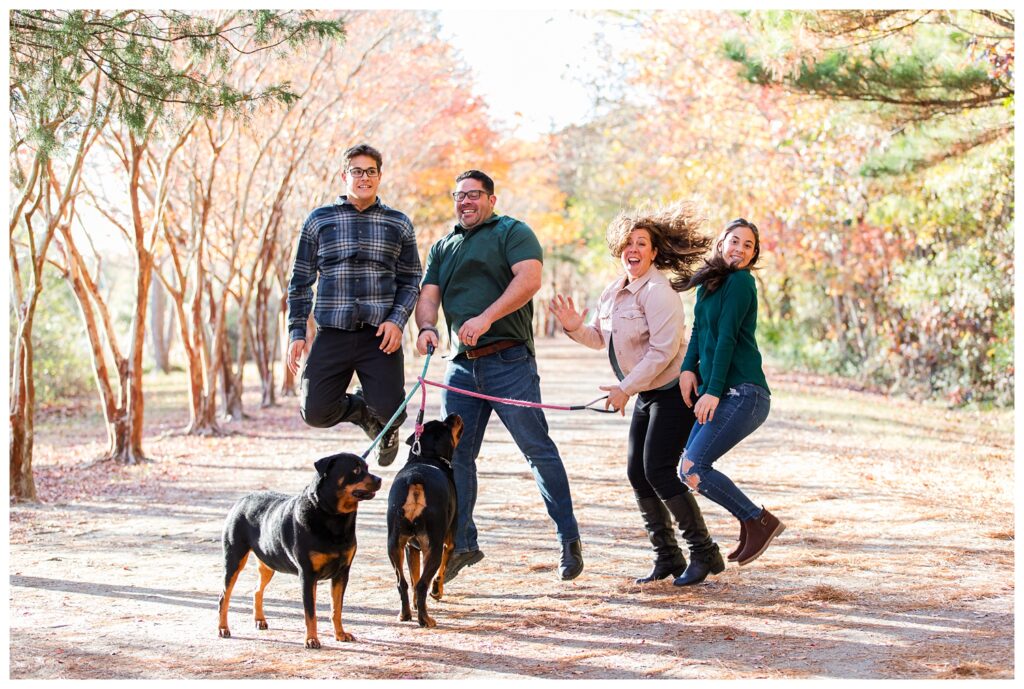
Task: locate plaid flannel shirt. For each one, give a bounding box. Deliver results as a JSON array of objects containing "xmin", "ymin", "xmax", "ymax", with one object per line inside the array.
[{"xmin": 287, "ymin": 195, "xmax": 422, "ymax": 341}]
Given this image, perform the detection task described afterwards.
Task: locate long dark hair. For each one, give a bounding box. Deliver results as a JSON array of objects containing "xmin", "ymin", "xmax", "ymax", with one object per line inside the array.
[
  {"xmin": 685, "ymin": 218, "xmax": 761, "ymax": 294},
  {"xmin": 606, "ymin": 201, "xmax": 712, "ymax": 292}
]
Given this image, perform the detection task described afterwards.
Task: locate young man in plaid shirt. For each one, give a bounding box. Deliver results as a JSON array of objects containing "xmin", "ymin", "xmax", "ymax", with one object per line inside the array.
[{"xmin": 287, "ymin": 144, "xmax": 422, "ymax": 465}]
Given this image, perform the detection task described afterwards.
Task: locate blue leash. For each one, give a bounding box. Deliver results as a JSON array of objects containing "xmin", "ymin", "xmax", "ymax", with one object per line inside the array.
[{"xmin": 361, "ymin": 345, "xmax": 434, "ymax": 460}]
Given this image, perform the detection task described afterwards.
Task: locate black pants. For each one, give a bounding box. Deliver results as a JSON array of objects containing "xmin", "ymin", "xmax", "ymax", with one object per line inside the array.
[
  {"xmin": 299, "ymin": 325, "xmax": 406, "ymax": 428},
  {"xmin": 626, "ymin": 385, "xmax": 697, "ymax": 501}
]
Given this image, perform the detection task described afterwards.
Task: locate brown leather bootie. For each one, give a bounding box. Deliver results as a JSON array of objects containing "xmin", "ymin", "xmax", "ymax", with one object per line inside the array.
[
  {"xmin": 727, "ymin": 520, "xmax": 746, "ymax": 561},
  {"xmin": 736, "ymin": 508, "xmax": 785, "ymax": 566}
]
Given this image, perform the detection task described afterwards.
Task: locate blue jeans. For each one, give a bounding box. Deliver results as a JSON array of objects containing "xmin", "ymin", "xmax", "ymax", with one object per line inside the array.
[
  {"xmin": 441, "ymin": 344, "xmax": 580, "ymax": 553},
  {"xmin": 679, "ymin": 383, "xmax": 770, "ymax": 521}
]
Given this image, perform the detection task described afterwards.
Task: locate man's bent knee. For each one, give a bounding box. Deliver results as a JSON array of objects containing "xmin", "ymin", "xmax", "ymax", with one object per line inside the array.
[{"xmin": 300, "ymin": 406, "xmax": 334, "ymax": 428}]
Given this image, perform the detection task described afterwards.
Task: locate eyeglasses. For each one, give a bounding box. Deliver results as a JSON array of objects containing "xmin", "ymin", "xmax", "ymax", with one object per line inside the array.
[
  {"xmin": 451, "ymin": 190, "xmax": 488, "ymax": 202},
  {"xmin": 347, "ymin": 167, "xmax": 379, "ymax": 178}
]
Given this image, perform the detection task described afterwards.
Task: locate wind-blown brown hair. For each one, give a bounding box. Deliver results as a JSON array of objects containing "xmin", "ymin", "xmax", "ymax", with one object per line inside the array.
[
  {"xmin": 606, "ymin": 201, "xmax": 712, "ymax": 292},
  {"xmin": 685, "ymin": 218, "xmax": 762, "ymax": 294}
]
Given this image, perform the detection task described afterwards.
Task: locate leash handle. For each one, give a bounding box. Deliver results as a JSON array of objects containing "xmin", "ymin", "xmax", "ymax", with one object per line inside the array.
[
  {"xmin": 575, "ymin": 395, "xmax": 618, "ymax": 414},
  {"xmin": 411, "ymin": 342, "xmax": 434, "ymax": 455}
]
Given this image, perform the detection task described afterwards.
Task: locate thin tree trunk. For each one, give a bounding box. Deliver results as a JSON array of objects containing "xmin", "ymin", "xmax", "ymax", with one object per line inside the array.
[
  {"xmin": 254, "ymin": 278, "xmax": 276, "ymax": 408},
  {"xmin": 119, "ymin": 249, "xmax": 154, "ymax": 464},
  {"xmin": 278, "ymin": 293, "xmax": 298, "ymax": 397},
  {"xmin": 10, "ymin": 306, "xmax": 39, "ymax": 502},
  {"xmin": 149, "ymin": 277, "xmax": 172, "ymax": 373}
]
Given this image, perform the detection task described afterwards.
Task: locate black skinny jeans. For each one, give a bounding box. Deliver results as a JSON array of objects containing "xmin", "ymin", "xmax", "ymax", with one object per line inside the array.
[{"xmin": 627, "ymin": 385, "xmax": 697, "ymax": 501}]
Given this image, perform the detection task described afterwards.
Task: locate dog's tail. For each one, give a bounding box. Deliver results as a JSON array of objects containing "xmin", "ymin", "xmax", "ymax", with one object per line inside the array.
[{"xmin": 402, "ymin": 483, "xmax": 428, "ymax": 522}]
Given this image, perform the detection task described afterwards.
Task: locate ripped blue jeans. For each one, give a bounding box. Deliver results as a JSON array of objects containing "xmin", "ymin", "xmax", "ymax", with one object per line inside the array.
[{"xmin": 678, "ymin": 383, "xmax": 770, "ymax": 521}]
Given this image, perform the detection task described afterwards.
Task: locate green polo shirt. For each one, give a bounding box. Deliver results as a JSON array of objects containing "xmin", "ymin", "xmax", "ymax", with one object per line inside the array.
[
  {"xmin": 423, "ymin": 213, "xmax": 542, "ymax": 355},
  {"xmin": 680, "ymin": 269, "xmax": 770, "ymax": 398}
]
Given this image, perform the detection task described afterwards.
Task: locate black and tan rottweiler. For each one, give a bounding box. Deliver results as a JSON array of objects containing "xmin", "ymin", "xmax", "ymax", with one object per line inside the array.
[
  {"xmin": 386, "ymin": 414, "xmax": 463, "ymax": 628},
  {"xmin": 217, "ymin": 452, "xmax": 381, "ymax": 648}
]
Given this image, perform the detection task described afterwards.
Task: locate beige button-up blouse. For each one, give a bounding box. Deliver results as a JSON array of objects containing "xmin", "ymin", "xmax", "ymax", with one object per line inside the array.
[{"xmin": 563, "ymin": 266, "xmax": 686, "ymax": 396}]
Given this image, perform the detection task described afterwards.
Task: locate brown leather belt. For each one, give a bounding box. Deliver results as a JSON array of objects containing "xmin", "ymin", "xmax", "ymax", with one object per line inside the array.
[{"xmin": 464, "ymin": 340, "xmax": 520, "ymax": 360}]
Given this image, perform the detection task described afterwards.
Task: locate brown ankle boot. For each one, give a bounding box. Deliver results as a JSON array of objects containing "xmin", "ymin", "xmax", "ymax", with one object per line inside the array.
[
  {"xmin": 727, "ymin": 520, "xmax": 746, "ymax": 561},
  {"xmin": 736, "ymin": 508, "xmax": 785, "ymax": 566}
]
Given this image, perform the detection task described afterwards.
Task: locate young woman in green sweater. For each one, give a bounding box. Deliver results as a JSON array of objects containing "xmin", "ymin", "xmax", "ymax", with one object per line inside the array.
[{"xmin": 678, "ymin": 218, "xmax": 784, "ymax": 566}]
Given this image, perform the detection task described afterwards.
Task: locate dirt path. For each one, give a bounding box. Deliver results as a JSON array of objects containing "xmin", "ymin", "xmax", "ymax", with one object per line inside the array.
[{"xmin": 8, "ymin": 338, "xmax": 1014, "ymax": 679}]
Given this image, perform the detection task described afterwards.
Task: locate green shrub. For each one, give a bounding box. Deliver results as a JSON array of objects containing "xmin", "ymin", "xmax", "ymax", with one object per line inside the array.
[{"xmin": 9, "ymin": 275, "xmax": 95, "ymax": 405}]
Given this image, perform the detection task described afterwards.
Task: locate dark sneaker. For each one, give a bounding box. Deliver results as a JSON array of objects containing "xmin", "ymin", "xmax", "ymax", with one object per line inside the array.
[
  {"xmin": 348, "ymin": 390, "xmax": 380, "ymax": 441},
  {"xmin": 444, "ymin": 549, "xmax": 485, "ymax": 582},
  {"xmin": 375, "ymin": 424, "xmax": 401, "ymax": 467}
]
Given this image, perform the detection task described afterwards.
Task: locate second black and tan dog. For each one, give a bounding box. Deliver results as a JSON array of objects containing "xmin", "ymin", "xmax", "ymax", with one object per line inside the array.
[
  {"xmin": 218, "ymin": 453, "xmax": 381, "ymax": 648},
  {"xmin": 386, "ymin": 414, "xmax": 463, "ymax": 628}
]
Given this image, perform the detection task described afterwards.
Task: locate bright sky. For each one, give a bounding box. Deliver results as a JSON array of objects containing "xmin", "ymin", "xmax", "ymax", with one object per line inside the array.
[{"xmin": 437, "ymin": 10, "xmax": 615, "ymax": 137}]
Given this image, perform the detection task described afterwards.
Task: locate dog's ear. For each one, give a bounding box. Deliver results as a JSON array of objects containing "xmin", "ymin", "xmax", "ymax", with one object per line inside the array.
[
  {"xmin": 446, "ymin": 414, "xmax": 464, "ymax": 448},
  {"xmin": 406, "ymin": 431, "xmax": 416, "ymax": 446},
  {"xmin": 314, "ymin": 455, "xmax": 335, "ymax": 477}
]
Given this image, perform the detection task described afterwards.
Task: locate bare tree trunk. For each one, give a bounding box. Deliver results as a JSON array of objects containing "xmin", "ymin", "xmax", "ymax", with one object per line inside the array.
[
  {"xmin": 222, "ymin": 327, "xmax": 245, "ymax": 419},
  {"xmin": 278, "ymin": 293, "xmax": 298, "ymax": 397},
  {"xmin": 149, "ymin": 276, "xmax": 172, "ymax": 373},
  {"xmin": 254, "ymin": 279, "xmax": 277, "ymax": 408},
  {"xmin": 10, "ymin": 306, "xmax": 40, "ymax": 502},
  {"xmin": 118, "ymin": 249, "xmax": 154, "ymax": 464}
]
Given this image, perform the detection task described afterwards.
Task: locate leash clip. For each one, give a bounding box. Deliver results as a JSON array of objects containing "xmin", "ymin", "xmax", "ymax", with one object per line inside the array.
[{"xmin": 411, "ymin": 429, "xmax": 422, "ymax": 457}]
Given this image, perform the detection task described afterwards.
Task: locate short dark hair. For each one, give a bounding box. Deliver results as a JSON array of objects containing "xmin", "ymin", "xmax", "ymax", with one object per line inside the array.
[
  {"xmin": 455, "ymin": 170, "xmax": 494, "ymax": 195},
  {"xmin": 343, "ymin": 144, "xmax": 383, "ymax": 171}
]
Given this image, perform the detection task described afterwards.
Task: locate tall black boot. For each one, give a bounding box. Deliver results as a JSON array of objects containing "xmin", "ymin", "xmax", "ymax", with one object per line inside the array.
[
  {"xmin": 634, "ymin": 496, "xmax": 686, "ymax": 584},
  {"xmin": 663, "ymin": 492, "xmax": 725, "ymax": 587}
]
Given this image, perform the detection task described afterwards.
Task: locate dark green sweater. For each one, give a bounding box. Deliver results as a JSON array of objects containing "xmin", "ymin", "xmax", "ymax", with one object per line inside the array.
[{"xmin": 681, "ymin": 270, "xmax": 770, "ymax": 398}]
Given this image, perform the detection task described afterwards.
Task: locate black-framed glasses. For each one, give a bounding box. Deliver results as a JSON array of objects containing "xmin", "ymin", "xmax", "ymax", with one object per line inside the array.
[
  {"xmin": 451, "ymin": 190, "xmax": 487, "ymax": 202},
  {"xmin": 347, "ymin": 167, "xmax": 379, "ymax": 178}
]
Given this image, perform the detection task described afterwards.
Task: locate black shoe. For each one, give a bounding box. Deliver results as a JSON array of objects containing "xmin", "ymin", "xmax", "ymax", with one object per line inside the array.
[
  {"xmin": 376, "ymin": 424, "xmax": 400, "ymax": 467},
  {"xmin": 559, "ymin": 540, "xmax": 584, "ymax": 580},
  {"xmin": 673, "ymin": 547, "xmax": 725, "ymax": 586},
  {"xmin": 347, "ymin": 390, "xmax": 379, "ymax": 441},
  {"xmin": 445, "ymin": 549, "xmax": 484, "ymax": 582}
]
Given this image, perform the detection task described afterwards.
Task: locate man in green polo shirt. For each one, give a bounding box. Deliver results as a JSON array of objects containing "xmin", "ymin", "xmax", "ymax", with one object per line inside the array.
[{"xmin": 415, "ymin": 170, "xmax": 583, "ymax": 583}]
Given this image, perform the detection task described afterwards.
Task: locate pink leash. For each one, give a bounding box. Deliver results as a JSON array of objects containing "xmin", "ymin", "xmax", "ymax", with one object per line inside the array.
[
  {"xmin": 410, "ymin": 350, "xmax": 615, "ymax": 454},
  {"xmin": 417, "ymin": 376, "xmax": 613, "ymax": 412}
]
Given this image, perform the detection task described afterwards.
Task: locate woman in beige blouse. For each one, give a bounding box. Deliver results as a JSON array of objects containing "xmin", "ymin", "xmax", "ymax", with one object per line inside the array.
[{"xmin": 551, "ymin": 202, "xmax": 725, "ymax": 586}]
